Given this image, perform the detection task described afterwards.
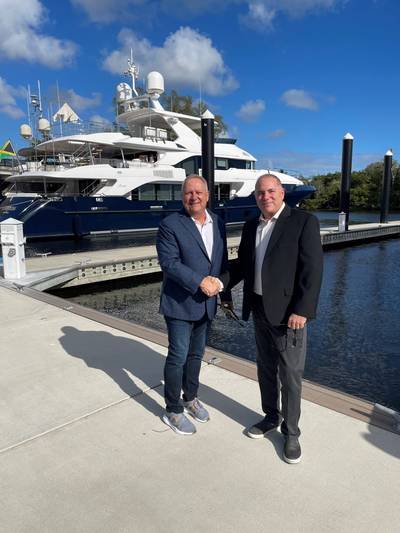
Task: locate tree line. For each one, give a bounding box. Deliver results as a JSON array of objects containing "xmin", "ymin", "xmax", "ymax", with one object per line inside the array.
[{"xmin": 302, "ymin": 161, "xmax": 400, "ymax": 211}]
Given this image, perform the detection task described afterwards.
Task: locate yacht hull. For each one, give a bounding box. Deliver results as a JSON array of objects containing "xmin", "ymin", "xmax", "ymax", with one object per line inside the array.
[{"xmin": 0, "ymin": 186, "xmax": 314, "ymax": 239}]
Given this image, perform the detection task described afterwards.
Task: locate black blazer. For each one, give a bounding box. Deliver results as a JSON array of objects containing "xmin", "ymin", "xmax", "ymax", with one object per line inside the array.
[{"xmin": 223, "ymin": 205, "xmax": 323, "ymax": 325}]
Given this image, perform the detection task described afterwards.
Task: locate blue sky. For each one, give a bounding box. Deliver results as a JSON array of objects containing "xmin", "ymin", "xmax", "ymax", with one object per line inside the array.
[{"xmin": 0, "ymin": 0, "xmax": 399, "ymax": 176}]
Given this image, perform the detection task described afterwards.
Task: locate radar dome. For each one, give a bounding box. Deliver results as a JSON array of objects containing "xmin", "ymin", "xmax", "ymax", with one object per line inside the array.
[
  {"xmin": 147, "ymin": 71, "xmax": 164, "ymax": 99},
  {"xmin": 38, "ymin": 118, "xmax": 50, "ymax": 132},
  {"xmin": 20, "ymin": 124, "xmax": 32, "ymax": 139},
  {"xmin": 116, "ymin": 82, "xmax": 132, "ymax": 102}
]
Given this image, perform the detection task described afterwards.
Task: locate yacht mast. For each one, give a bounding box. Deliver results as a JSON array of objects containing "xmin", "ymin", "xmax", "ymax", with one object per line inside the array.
[{"xmin": 125, "ymin": 49, "xmax": 139, "ymax": 97}]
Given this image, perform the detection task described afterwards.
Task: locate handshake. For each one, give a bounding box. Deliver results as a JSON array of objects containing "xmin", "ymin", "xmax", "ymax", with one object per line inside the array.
[{"xmin": 200, "ymin": 276, "xmax": 222, "ymax": 297}]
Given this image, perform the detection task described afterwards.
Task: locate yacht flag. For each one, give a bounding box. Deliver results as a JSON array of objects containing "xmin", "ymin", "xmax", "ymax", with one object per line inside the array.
[{"xmin": 0, "ymin": 139, "xmax": 16, "ymax": 158}]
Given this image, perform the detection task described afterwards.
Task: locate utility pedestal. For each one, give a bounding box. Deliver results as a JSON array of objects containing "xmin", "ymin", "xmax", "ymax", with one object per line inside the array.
[
  {"xmin": 0, "ymin": 218, "xmax": 26, "ymax": 279},
  {"xmin": 338, "ymin": 212, "xmax": 346, "ymax": 233}
]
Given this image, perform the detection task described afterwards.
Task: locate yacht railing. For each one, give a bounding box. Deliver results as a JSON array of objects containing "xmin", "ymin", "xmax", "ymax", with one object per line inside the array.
[{"xmin": 51, "ymin": 120, "xmax": 126, "ymax": 138}]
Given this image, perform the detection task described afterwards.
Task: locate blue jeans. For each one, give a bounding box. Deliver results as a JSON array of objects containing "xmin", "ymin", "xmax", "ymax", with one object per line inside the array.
[{"xmin": 164, "ymin": 315, "xmax": 210, "ymax": 413}]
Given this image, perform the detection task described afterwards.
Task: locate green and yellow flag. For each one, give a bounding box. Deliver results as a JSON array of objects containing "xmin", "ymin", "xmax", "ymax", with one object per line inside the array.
[{"xmin": 0, "ymin": 139, "xmax": 16, "ymax": 159}]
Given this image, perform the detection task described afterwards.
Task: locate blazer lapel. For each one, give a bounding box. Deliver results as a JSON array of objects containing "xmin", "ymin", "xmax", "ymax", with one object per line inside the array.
[
  {"xmin": 248, "ymin": 217, "xmax": 259, "ymax": 265},
  {"xmin": 210, "ymin": 212, "xmax": 221, "ymax": 264},
  {"xmin": 179, "ymin": 210, "xmax": 209, "ymax": 260},
  {"xmin": 264, "ymin": 204, "xmax": 291, "ymax": 257}
]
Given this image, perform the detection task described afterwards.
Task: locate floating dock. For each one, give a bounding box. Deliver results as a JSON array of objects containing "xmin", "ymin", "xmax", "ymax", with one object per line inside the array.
[
  {"xmin": 1, "ymin": 221, "xmax": 400, "ymax": 291},
  {"xmin": 1, "ymin": 281, "xmax": 399, "ymax": 531}
]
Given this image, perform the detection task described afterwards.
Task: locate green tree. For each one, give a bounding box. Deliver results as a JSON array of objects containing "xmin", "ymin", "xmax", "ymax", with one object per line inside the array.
[
  {"xmin": 160, "ymin": 90, "xmax": 227, "ymax": 137},
  {"xmin": 302, "ymin": 161, "xmax": 400, "ymax": 211}
]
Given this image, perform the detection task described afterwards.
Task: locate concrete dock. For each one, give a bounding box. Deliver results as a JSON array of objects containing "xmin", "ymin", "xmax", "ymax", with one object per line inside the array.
[
  {"xmin": 1, "ymin": 282, "xmax": 399, "ymax": 532},
  {"xmin": 3, "ymin": 221, "xmax": 400, "ymax": 291}
]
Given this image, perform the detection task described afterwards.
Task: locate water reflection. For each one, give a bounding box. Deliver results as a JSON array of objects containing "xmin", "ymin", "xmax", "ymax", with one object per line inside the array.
[
  {"xmin": 23, "ymin": 210, "xmax": 399, "ymax": 257},
  {"xmin": 65, "ymin": 238, "xmax": 400, "ymax": 411}
]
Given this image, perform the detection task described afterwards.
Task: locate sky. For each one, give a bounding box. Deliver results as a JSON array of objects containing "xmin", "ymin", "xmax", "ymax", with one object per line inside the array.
[{"xmin": 0, "ymin": 0, "xmax": 399, "ymax": 177}]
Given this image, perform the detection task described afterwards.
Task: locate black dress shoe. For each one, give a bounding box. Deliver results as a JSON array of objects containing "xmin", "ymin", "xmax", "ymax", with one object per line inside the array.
[
  {"xmin": 283, "ymin": 436, "xmax": 302, "ymax": 464},
  {"xmin": 246, "ymin": 417, "xmax": 279, "ymax": 439}
]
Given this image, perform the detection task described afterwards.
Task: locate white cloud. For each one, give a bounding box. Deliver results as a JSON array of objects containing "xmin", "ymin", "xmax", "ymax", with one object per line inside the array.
[
  {"xmin": 70, "ymin": 0, "xmax": 150, "ymax": 23},
  {"xmin": 268, "ymin": 128, "xmax": 286, "ymax": 138},
  {"xmin": 240, "ymin": 2, "xmax": 276, "ymax": 30},
  {"xmin": 236, "ymin": 99, "xmax": 266, "ymax": 122},
  {"xmin": 281, "ymin": 89, "xmax": 318, "ymax": 111},
  {"xmin": 103, "ymin": 27, "xmax": 238, "ymax": 96},
  {"xmin": 65, "ymin": 90, "xmax": 102, "ymax": 111},
  {"xmin": 0, "ymin": 78, "xmax": 25, "ymax": 119},
  {"xmin": 241, "ymin": 0, "xmax": 344, "ymax": 31},
  {"xmin": 0, "ymin": 0, "xmax": 77, "ymax": 68},
  {"xmin": 72, "ymin": 0, "xmax": 345, "ymax": 26},
  {"xmin": 90, "ymin": 114, "xmax": 112, "ymax": 125}
]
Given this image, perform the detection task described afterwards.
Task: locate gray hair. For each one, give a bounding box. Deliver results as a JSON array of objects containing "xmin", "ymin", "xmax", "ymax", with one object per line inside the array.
[{"xmin": 181, "ymin": 174, "xmax": 209, "ymax": 192}]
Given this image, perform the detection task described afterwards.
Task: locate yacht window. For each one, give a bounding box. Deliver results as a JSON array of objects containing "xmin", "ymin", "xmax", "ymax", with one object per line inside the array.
[
  {"xmin": 226, "ymin": 159, "xmax": 247, "ymax": 169},
  {"xmin": 79, "ymin": 179, "xmax": 101, "ymax": 195},
  {"xmin": 172, "ymin": 185, "xmax": 181, "ymax": 200},
  {"xmin": 157, "ymin": 184, "xmax": 172, "ymax": 201},
  {"xmin": 175, "ymin": 156, "xmax": 200, "ymax": 176},
  {"xmin": 216, "ymin": 158, "xmax": 228, "ymax": 170},
  {"xmin": 132, "ymin": 184, "xmax": 182, "ymax": 201},
  {"xmin": 139, "ymin": 184, "xmax": 155, "ymax": 200},
  {"xmin": 16, "ymin": 181, "xmax": 65, "ymax": 194},
  {"xmin": 214, "ymin": 184, "xmax": 231, "ymax": 201}
]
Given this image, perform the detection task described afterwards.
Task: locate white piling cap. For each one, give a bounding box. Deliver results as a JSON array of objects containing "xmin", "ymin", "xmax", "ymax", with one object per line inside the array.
[
  {"xmin": 385, "ymin": 149, "xmax": 393, "ymax": 156},
  {"xmin": 343, "ymin": 133, "xmax": 354, "ymax": 140},
  {"xmin": 201, "ymin": 109, "xmax": 215, "ymax": 120}
]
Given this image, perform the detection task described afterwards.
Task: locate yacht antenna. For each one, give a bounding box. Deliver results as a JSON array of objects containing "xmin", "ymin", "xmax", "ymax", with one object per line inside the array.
[
  {"xmin": 125, "ymin": 48, "xmax": 139, "ymax": 97},
  {"xmin": 56, "ymin": 81, "xmax": 63, "ymax": 136},
  {"xmin": 26, "ymin": 85, "xmax": 32, "ymax": 131}
]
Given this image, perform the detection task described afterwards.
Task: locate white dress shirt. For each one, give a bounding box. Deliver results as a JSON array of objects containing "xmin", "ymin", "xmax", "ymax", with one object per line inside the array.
[
  {"xmin": 192, "ymin": 210, "xmax": 224, "ymax": 291},
  {"xmin": 192, "ymin": 209, "xmax": 214, "ymax": 260},
  {"xmin": 253, "ymin": 202, "xmax": 285, "ymax": 295}
]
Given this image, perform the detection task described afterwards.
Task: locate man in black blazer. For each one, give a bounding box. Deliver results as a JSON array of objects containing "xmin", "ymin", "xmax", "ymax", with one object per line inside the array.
[{"xmin": 222, "ymin": 174, "xmax": 323, "ymax": 463}]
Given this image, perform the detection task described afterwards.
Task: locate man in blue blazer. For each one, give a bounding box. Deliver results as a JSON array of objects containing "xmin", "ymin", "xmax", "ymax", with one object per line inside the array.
[
  {"xmin": 156, "ymin": 175, "xmax": 229, "ymax": 435},
  {"xmin": 222, "ymin": 174, "xmax": 323, "ymax": 463}
]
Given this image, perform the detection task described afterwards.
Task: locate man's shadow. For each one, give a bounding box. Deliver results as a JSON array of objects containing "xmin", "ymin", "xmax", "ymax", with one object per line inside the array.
[
  {"xmin": 59, "ymin": 326, "xmax": 261, "ymax": 429},
  {"xmin": 359, "ymin": 404, "xmax": 400, "ymax": 459}
]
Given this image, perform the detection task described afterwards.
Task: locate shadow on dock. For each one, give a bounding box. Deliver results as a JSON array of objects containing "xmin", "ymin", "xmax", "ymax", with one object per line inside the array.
[{"xmin": 59, "ymin": 326, "xmax": 261, "ymax": 429}]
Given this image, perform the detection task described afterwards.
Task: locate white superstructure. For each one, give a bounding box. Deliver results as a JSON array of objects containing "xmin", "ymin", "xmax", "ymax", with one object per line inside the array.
[{"xmin": 3, "ymin": 57, "xmax": 304, "ymax": 203}]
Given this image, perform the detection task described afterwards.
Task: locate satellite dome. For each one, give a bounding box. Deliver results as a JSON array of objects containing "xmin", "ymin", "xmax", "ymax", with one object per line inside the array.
[{"xmin": 147, "ymin": 71, "xmax": 164, "ymax": 99}]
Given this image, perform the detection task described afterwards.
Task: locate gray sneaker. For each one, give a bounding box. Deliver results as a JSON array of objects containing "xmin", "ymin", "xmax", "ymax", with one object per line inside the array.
[
  {"xmin": 184, "ymin": 398, "xmax": 210, "ymax": 423},
  {"xmin": 162, "ymin": 412, "xmax": 196, "ymax": 435}
]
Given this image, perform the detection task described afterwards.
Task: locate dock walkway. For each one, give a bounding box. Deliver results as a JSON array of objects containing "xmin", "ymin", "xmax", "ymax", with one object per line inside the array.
[
  {"xmin": 3, "ymin": 221, "xmax": 400, "ymax": 291},
  {"xmin": 1, "ymin": 282, "xmax": 399, "ymax": 532}
]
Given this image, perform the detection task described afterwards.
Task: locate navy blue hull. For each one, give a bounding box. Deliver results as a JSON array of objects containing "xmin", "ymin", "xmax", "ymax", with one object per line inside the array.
[{"xmin": 0, "ymin": 186, "xmax": 314, "ymax": 239}]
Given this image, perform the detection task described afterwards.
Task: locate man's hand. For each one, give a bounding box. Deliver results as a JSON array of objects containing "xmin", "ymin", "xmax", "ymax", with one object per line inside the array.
[
  {"xmin": 200, "ymin": 276, "xmax": 221, "ymax": 297},
  {"xmin": 287, "ymin": 313, "xmax": 307, "ymax": 330}
]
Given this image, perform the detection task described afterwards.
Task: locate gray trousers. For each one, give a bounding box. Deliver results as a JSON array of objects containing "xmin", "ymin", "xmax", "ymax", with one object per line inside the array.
[{"xmin": 252, "ymin": 294, "xmax": 307, "ymax": 437}]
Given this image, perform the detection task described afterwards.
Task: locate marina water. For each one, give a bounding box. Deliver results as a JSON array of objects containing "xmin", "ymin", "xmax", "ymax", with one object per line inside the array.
[{"xmin": 59, "ymin": 230, "xmax": 400, "ymax": 412}]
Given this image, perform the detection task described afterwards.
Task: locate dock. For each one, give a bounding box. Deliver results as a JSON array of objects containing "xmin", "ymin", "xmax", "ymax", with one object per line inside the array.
[
  {"xmin": 1, "ymin": 281, "xmax": 399, "ymax": 532},
  {"xmin": 2, "ymin": 221, "xmax": 400, "ymax": 291}
]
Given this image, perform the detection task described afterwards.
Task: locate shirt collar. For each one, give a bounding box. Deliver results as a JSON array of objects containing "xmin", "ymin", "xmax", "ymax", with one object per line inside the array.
[
  {"xmin": 192, "ymin": 209, "xmax": 213, "ymax": 225},
  {"xmin": 259, "ymin": 202, "xmax": 285, "ymax": 225}
]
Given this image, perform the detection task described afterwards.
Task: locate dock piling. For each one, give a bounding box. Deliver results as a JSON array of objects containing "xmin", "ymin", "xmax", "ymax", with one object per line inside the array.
[
  {"xmin": 380, "ymin": 149, "xmax": 393, "ymax": 224},
  {"xmin": 339, "ymin": 133, "xmax": 354, "ymax": 231},
  {"xmin": 201, "ymin": 109, "xmax": 215, "ymax": 211}
]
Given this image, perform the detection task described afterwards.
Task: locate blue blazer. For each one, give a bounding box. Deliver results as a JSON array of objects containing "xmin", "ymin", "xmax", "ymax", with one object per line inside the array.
[{"xmin": 156, "ymin": 209, "xmax": 229, "ymax": 321}]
